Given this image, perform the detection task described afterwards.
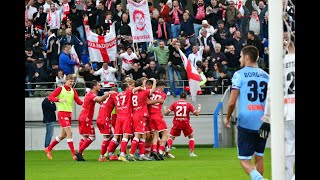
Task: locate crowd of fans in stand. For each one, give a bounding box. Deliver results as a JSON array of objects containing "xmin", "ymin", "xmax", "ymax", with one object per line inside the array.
[{"xmin": 25, "ymin": 0, "xmax": 295, "ymax": 97}]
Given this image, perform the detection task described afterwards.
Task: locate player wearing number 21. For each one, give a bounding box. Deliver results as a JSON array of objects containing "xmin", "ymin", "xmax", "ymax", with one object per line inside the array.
[
  {"xmin": 224, "ymin": 45, "xmax": 269, "ymax": 180},
  {"xmin": 164, "ymin": 91, "xmax": 201, "ymax": 157}
]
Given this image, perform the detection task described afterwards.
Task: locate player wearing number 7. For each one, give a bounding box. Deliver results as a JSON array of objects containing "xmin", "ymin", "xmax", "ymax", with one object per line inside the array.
[
  {"xmin": 224, "ymin": 46, "xmax": 269, "ymax": 180},
  {"xmin": 164, "ymin": 91, "xmax": 200, "ymax": 157}
]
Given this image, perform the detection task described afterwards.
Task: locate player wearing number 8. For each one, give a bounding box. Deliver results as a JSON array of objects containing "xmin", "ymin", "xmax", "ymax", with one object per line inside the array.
[
  {"xmin": 164, "ymin": 91, "xmax": 200, "ymax": 157},
  {"xmin": 224, "ymin": 45, "xmax": 269, "ymax": 180}
]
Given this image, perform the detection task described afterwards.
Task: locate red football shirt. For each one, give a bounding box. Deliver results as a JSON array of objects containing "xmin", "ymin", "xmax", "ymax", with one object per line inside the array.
[
  {"xmin": 169, "ymin": 99, "xmax": 196, "ymax": 121},
  {"xmin": 115, "ymin": 89, "xmax": 133, "ymax": 117},
  {"xmin": 132, "ymin": 89, "xmax": 151, "ymax": 117},
  {"xmin": 97, "ymin": 93, "xmax": 117, "ymax": 120},
  {"xmin": 78, "ymin": 91, "xmax": 97, "ymax": 120},
  {"xmin": 148, "ymin": 89, "xmax": 166, "ymax": 114}
]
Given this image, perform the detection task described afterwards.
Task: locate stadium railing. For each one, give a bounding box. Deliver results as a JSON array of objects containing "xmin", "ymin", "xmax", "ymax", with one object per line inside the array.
[
  {"xmin": 212, "ymin": 85, "xmax": 232, "ymax": 148},
  {"xmin": 25, "ymin": 79, "xmax": 230, "ymax": 97}
]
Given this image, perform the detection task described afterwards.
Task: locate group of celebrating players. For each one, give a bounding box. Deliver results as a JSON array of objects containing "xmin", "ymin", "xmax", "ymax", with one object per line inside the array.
[{"xmin": 44, "ymin": 75, "xmax": 201, "ymax": 162}]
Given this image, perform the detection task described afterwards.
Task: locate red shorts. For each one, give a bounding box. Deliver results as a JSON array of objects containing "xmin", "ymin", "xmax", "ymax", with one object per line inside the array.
[
  {"xmin": 169, "ymin": 120, "xmax": 193, "ymax": 137},
  {"xmin": 58, "ymin": 111, "xmax": 72, "ymax": 128},
  {"xmin": 96, "ymin": 116, "xmax": 112, "ymax": 135},
  {"xmin": 111, "ymin": 114, "xmax": 117, "ymax": 128},
  {"xmin": 149, "ymin": 113, "xmax": 168, "ymax": 132},
  {"xmin": 114, "ymin": 116, "xmax": 133, "ymax": 135},
  {"xmin": 132, "ymin": 115, "xmax": 147, "ymax": 134},
  {"xmin": 145, "ymin": 118, "xmax": 151, "ymax": 133},
  {"xmin": 78, "ymin": 116, "xmax": 95, "ymax": 135}
]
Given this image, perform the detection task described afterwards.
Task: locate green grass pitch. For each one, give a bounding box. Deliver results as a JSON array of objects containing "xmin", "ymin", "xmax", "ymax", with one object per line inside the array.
[{"xmin": 25, "ymin": 147, "xmax": 271, "ymax": 180}]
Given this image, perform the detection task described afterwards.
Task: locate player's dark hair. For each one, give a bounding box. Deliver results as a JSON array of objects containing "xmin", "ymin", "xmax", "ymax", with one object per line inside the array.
[
  {"xmin": 241, "ymin": 45, "xmax": 259, "ymax": 62},
  {"xmin": 121, "ymin": 83, "xmax": 128, "ymax": 91},
  {"xmin": 156, "ymin": 80, "xmax": 166, "ymax": 87},
  {"xmin": 146, "ymin": 79, "xmax": 153, "ymax": 87},
  {"xmin": 180, "ymin": 91, "xmax": 187, "ymax": 99},
  {"xmin": 90, "ymin": 80, "xmax": 99, "ymax": 89},
  {"xmin": 135, "ymin": 78, "xmax": 144, "ymax": 87}
]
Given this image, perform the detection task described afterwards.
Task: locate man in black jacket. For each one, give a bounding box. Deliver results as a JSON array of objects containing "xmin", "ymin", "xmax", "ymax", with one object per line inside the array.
[{"xmin": 42, "ymin": 91, "xmax": 57, "ymax": 148}]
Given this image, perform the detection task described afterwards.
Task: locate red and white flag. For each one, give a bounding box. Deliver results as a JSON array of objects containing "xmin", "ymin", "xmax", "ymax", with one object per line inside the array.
[
  {"xmin": 70, "ymin": 45, "xmax": 80, "ymax": 74},
  {"xmin": 178, "ymin": 48, "xmax": 201, "ymax": 101},
  {"xmin": 128, "ymin": 0, "xmax": 153, "ymax": 43},
  {"xmin": 85, "ymin": 23, "xmax": 117, "ymax": 63}
]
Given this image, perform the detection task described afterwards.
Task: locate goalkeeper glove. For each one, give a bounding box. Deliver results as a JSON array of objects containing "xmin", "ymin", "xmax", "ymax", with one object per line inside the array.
[{"xmin": 259, "ymin": 122, "xmax": 270, "ymax": 139}]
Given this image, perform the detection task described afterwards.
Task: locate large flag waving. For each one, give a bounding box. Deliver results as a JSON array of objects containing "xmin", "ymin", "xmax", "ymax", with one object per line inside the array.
[
  {"xmin": 178, "ymin": 48, "xmax": 201, "ymax": 101},
  {"xmin": 70, "ymin": 45, "xmax": 80, "ymax": 74},
  {"xmin": 85, "ymin": 23, "xmax": 117, "ymax": 63},
  {"xmin": 128, "ymin": 0, "xmax": 153, "ymax": 43}
]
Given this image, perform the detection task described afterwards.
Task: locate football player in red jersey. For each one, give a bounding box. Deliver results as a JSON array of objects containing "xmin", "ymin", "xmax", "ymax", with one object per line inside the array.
[
  {"xmin": 164, "ymin": 91, "xmax": 201, "ymax": 157},
  {"xmin": 77, "ymin": 80, "xmax": 116, "ymax": 161}
]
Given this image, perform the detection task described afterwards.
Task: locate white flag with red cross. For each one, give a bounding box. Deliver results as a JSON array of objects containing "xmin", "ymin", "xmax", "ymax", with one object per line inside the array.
[
  {"xmin": 70, "ymin": 45, "xmax": 80, "ymax": 74},
  {"xmin": 85, "ymin": 23, "xmax": 117, "ymax": 63},
  {"xmin": 178, "ymin": 48, "xmax": 201, "ymax": 101}
]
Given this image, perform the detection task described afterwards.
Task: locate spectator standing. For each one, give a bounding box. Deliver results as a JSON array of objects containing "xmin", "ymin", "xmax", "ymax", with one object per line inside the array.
[
  {"xmin": 179, "ymin": 11, "xmax": 196, "ymax": 46},
  {"xmin": 33, "ymin": 6, "xmax": 47, "ymax": 41},
  {"xmin": 59, "ymin": 27, "xmax": 83, "ymax": 59},
  {"xmin": 205, "ymin": 0, "xmax": 223, "ymax": 28},
  {"xmin": 42, "ymin": 91, "xmax": 57, "ymax": 148},
  {"xmin": 192, "ymin": 0, "xmax": 207, "ymax": 39},
  {"xmin": 46, "ymin": 3, "xmax": 63, "ymax": 35},
  {"xmin": 156, "ymin": 16, "xmax": 172, "ymax": 44},
  {"xmin": 148, "ymin": 40, "xmax": 169, "ymax": 80},
  {"xmin": 59, "ymin": 45, "xmax": 79, "ymax": 75},
  {"xmin": 169, "ymin": 0, "xmax": 184, "ymax": 38},
  {"xmin": 143, "ymin": 60, "xmax": 166, "ymax": 80},
  {"xmin": 168, "ymin": 39, "xmax": 184, "ymax": 96},
  {"xmin": 92, "ymin": 63, "xmax": 118, "ymax": 89},
  {"xmin": 159, "ymin": 0, "xmax": 171, "ymax": 23},
  {"xmin": 46, "ymin": 29, "xmax": 60, "ymax": 69},
  {"xmin": 68, "ymin": 5, "xmax": 87, "ymax": 54}
]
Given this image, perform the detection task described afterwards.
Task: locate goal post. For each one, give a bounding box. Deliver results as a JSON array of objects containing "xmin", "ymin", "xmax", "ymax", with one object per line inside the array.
[{"xmin": 268, "ymin": 0, "xmax": 285, "ymax": 179}]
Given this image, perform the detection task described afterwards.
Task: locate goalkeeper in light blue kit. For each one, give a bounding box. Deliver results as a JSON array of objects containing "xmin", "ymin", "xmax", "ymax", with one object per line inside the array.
[
  {"xmin": 260, "ymin": 40, "xmax": 295, "ymax": 180},
  {"xmin": 224, "ymin": 45, "xmax": 269, "ymax": 180}
]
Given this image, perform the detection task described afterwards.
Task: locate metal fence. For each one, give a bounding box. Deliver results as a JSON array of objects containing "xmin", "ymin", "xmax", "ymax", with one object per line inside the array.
[{"xmin": 25, "ymin": 79, "xmax": 230, "ymax": 97}]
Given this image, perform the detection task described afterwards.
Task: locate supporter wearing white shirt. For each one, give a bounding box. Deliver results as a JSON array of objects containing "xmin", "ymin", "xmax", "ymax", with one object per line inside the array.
[
  {"xmin": 93, "ymin": 63, "xmax": 118, "ymax": 88},
  {"xmin": 187, "ymin": 45, "xmax": 204, "ymax": 68},
  {"xmin": 26, "ymin": 0, "xmax": 38, "ymax": 20},
  {"xmin": 119, "ymin": 46, "xmax": 139, "ymax": 72},
  {"xmin": 198, "ymin": 20, "xmax": 216, "ymax": 38},
  {"xmin": 43, "ymin": 0, "xmax": 61, "ymax": 13},
  {"xmin": 46, "ymin": 3, "xmax": 63, "ymax": 31}
]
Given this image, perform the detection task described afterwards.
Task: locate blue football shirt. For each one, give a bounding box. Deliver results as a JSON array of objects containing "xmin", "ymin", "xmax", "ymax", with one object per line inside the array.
[{"xmin": 232, "ymin": 66, "xmax": 269, "ymax": 130}]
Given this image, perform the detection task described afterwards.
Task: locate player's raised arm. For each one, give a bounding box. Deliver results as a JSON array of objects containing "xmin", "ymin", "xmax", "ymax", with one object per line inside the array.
[
  {"xmin": 132, "ymin": 86, "xmax": 144, "ymax": 93},
  {"xmin": 94, "ymin": 91, "xmax": 117, "ymax": 103},
  {"xmin": 147, "ymin": 98, "xmax": 165, "ymax": 105},
  {"xmin": 149, "ymin": 78, "xmax": 157, "ymax": 94}
]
